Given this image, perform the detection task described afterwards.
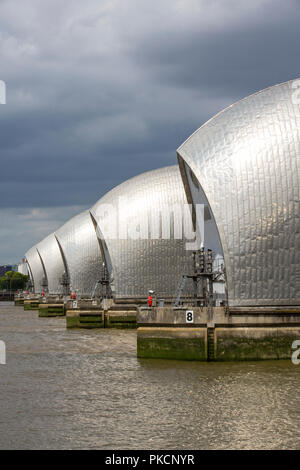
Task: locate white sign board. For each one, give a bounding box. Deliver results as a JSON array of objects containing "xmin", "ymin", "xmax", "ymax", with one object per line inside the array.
[
  {"xmin": 73, "ymin": 300, "xmax": 78, "ymax": 309},
  {"xmin": 186, "ymin": 310, "xmax": 194, "ymax": 323}
]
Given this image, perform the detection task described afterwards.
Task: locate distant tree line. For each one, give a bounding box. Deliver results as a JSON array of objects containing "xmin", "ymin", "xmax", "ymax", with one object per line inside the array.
[{"xmin": 0, "ymin": 271, "xmax": 29, "ymax": 291}]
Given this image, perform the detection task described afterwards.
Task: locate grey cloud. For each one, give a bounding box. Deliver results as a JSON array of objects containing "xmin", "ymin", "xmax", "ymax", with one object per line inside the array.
[
  {"xmin": 0, "ymin": 205, "xmax": 88, "ymax": 263},
  {"xmin": 129, "ymin": 6, "xmax": 300, "ymax": 98},
  {"xmin": 0, "ymin": 0, "xmax": 299, "ymax": 261}
]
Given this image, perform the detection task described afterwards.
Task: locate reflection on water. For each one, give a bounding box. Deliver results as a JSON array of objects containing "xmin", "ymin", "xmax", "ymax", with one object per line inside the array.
[{"xmin": 0, "ymin": 302, "xmax": 299, "ymax": 450}]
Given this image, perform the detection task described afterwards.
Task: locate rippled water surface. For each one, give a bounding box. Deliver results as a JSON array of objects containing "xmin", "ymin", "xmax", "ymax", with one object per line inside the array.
[{"xmin": 0, "ymin": 302, "xmax": 299, "ymax": 449}]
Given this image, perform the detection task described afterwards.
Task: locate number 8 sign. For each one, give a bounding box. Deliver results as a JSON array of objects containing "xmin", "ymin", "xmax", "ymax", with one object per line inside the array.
[{"xmin": 186, "ymin": 310, "xmax": 194, "ymax": 323}]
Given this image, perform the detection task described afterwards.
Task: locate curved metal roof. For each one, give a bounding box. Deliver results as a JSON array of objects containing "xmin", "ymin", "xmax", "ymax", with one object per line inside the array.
[
  {"xmin": 91, "ymin": 165, "xmax": 211, "ymax": 300},
  {"xmin": 177, "ymin": 79, "xmax": 300, "ymax": 306},
  {"xmin": 55, "ymin": 210, "xmax": 105, "ymax": 296},
  {"xmin": 36, "ymin": 233, "xmax": 66, "ymax": 294},
  {"xmin": 25, "ymin": 246, "xmax": 46, "ymax": 294}
]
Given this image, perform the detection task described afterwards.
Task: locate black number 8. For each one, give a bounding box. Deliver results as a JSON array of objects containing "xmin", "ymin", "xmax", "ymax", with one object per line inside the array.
[{"xmin": 187, "ymin": 312, "xmax": 193, "ymax": 322}]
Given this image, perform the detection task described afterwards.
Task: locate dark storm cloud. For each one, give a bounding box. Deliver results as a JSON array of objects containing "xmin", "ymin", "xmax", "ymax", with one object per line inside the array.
[
  {"xmin": 129, "ymin": 3, "xmax": 300, "ymax": 98},
  {"xmin": 0, "ymin": 205, "xmax": 88, "ymax": 262},
  {"xmin": 0, "ymin": 0, "xmax": 299, "ymax": 262}
]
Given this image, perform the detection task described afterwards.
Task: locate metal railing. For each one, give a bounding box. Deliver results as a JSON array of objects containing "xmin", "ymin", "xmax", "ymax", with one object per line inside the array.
[{"xmin": 0, "ymin": 290, "xmax": 16, "ymax": 301}]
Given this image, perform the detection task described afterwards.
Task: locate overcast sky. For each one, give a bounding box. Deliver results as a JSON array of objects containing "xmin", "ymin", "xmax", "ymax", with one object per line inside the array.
[{"xmin": 0, "ymin": 0, "xmax": 299, "ymax": 263}]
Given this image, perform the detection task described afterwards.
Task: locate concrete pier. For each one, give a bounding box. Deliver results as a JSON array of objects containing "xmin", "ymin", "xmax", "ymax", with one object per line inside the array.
[
  {"xmin": 137, "ymin": 306, "xmax": 300, "ymax": 361},
  {"xmin": 23, "ymin": 295, "xmax": 40, "ymax": 310},
  {"xmin": 38, "ymin": 295, "xmax": 65, "ymax": 317},
  {"xmin": 66, "ymin": 299, "xmax": 137, "ymax": 329},
  {"xmin": 14, "ymin": 294, "xmax": 24, "ymax": 306}
]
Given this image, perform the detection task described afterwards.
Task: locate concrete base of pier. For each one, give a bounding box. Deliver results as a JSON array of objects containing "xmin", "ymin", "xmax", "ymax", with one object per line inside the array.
[
  {"xmin": 137, "ymin": 306, "xmax": 300, "ymax": 361},
  {"xmin": 14, "ymin": 296, "xmax": 24, "ymax": 306},
  {"xmin": 138, "ymin": 327, "xmax": 207, "ymax": 360},
  {"xmin": 38, "ymin": 296, "xmax": 65, "ymax": 317},
  {"xmin": 66, "ymin": 299, "xmax": 137, "ymax": 329},
  {"xmin": 24, "ymin": 296, "xmax": 40, "ymax": 310}
]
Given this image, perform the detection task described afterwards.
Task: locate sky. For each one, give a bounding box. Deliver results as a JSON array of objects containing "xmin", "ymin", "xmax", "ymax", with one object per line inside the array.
[{"xmin": 0, "ymin": 0, "xmax": 299, "ymax": 263}]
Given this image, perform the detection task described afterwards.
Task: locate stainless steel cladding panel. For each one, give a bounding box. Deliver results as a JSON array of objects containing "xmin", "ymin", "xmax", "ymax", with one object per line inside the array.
[
  {"xmin": 177, "ymin": 80, "xmax": 300, "ymax": 306},
  {"xmin": 36, "ymin": 233, "xmax": 66, "ymax": 294},
  {"xmin": 25, "ymin": 246, "xmax": 45, "ymax": 294},
  {"xmin": 55, "ymin": 211, "xmax": 105, "ymax": 296},
  {"xmin": 91, "ymin": 165, "xmax": 197, "ymax": 300}
]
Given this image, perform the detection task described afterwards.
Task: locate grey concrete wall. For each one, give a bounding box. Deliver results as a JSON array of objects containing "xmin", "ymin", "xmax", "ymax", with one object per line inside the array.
[
  {"xmin": 137, "ymin": 306, "xmax": 300, "ymax": 327},
  {"xmin": 137, "ymin": 306, "xmax": 300, "ymax": 361}
]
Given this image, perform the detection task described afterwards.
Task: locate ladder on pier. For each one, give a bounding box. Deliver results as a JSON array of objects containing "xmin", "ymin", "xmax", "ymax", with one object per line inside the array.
[
  {"xmin": 207, "ymin": 328, "xmax": 215, "ymax": 361},
  {"xmin": 174, "ymin": 275, "xmax": 188, "ymax": 307}
]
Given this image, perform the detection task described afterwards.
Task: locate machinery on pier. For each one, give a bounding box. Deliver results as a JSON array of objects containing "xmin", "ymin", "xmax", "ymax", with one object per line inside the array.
[
  {"xmin": 173, "ymin": 249, "xmax": 226, "ymax": 313},
  {"xmin": 91, "ymin": 263, "xmax": 112, "ymax": 300},
  {"xmin": 40, "ymin": 276, "xmax": 48, "ymax": 295},
  {"xmin": 59, "ymin": 271, "xmax": 70, "ymax": 297}
]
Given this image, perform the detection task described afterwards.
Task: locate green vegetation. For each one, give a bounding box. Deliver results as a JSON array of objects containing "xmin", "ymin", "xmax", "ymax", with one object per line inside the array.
[{"xmin": 0, "ymin": 271, "xmax": 29, "ymax": 291}]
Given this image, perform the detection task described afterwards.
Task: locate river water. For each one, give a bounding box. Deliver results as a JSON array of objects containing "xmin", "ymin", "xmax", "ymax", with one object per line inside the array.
[{"xmin": 0, "ymin": 302, "xmax": 299, "ymax": 450}]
